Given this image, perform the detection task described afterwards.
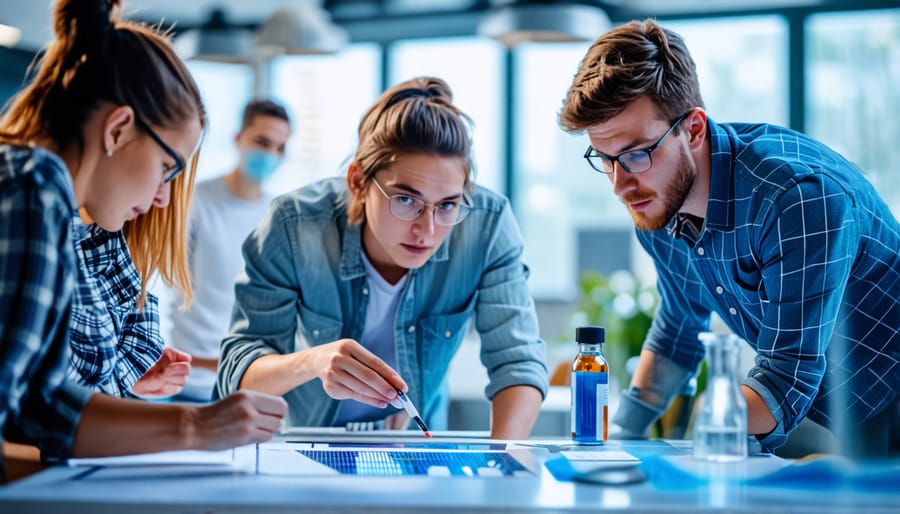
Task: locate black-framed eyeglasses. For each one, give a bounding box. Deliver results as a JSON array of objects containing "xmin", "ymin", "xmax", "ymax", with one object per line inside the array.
[
  {"xmin": 371, "ymin": 177, "xmax": 471, "ymax": 226},
  {"xmin": 584, "ymin": 111, "xmax": 692, "ymax": 174},
  {"xmin": 134, "ymin": 117, "xmax": 185, "ymax": 183}
]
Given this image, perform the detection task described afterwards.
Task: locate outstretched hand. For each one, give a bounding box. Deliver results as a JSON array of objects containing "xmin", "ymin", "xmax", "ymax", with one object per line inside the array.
[{"xmin": 132, "ymin": 347, "xmax": 192, "ymax": 397}]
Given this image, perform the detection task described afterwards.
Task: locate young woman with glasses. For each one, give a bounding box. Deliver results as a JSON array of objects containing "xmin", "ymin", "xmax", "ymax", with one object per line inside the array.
[
  {"xmin": 217, "ymin": 77, "xmax": 548, "ymax": 439},
  {"xmin": 65, "ymin": 151, "xmax": 196, "ymax": 399},
  {"xmin": 0, "ymin": 0, "xmax": 285, "ymax": 480}
]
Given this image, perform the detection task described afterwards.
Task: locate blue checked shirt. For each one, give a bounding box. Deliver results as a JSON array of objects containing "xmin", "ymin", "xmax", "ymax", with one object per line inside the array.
[
  {"xmin": 637, "ymin": 118, "xmax": 900, "ymax": 450},
  {"xmin": 69, "ymin": 218, "xmax": 163, "ymax": 397},
  {"xmin": 0, "ymin": 144, "xmax": 93, "ymax": 478}
]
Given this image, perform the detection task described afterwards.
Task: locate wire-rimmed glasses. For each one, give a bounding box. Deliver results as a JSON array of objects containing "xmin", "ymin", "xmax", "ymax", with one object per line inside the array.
[
  {"xmin": 370, "ymin": 177, "xmax": 471, "ymax": 226},
  {"xmin": 584, "ymin": 111, "xmax": 691, "ymax": 174}
]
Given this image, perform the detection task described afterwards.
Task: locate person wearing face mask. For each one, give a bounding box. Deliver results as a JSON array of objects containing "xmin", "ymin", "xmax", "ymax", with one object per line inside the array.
[{"xmin": 166, "ymin": 99, "xmax": 292, "ymax": 402}]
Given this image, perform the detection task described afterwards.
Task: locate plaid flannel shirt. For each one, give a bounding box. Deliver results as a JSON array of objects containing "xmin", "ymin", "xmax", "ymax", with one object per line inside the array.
[
  {"xmin": 0, "ymin": 144, "xmax": 93, "ymax": 478},
  {"xmin": 68, "ymin": 217, "xmax": 163, "ymax": 397},
  {"xmin": 638, "ymin": 118, "xmax": 900, "ymax": 450}
]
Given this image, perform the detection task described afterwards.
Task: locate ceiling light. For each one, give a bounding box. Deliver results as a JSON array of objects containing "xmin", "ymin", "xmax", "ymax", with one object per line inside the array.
[
  {"xmin": 255, "ymin": 7, "xmax": 349, "ymax": 57},
  {"xmin": 478, "ymin": 2, "xmax": 611, "ymax": 47},
  {"xmin": 173, "ymin": 9, "xmax": 255, "ymax": 64},
  {"xmin": 0, "ymin": 23, "xmax": 22, "ymax": 47}
]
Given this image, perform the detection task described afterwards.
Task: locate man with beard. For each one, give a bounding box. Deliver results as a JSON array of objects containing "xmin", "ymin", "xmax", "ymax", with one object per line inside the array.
[{"xmin": 559, "ymin": 19, "xmax": 899, "ymax": 458}]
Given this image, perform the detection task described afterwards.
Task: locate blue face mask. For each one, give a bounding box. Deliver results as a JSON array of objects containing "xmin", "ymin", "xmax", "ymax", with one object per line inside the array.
[{"xmin": 241, "ymin": 149, "xmax": 282, "ymax": 183}]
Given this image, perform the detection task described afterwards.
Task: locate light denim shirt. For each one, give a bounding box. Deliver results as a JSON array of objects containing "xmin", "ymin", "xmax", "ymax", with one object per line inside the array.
[
  {"xmin": 216, "ymin": 177, "xmax": 548, "ymax": 427},
  {"xmin": 636, "ymin": 118, "xmax": 900, "ymax": 450}
]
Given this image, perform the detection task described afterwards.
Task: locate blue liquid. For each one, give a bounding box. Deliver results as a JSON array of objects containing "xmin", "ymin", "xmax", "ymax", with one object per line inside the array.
[{"xmin": 572, "ymin": 371, "xmax": 608, "ymax": 444}]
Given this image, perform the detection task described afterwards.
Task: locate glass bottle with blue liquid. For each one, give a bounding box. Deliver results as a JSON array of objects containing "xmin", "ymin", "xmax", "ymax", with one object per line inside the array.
[{"xmin": 571, "ymin": 326, "xmax": 608, "ymax": 445}]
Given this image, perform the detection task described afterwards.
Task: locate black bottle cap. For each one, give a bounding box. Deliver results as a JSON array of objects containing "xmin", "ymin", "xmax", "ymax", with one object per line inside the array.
[{"xmin": 576, "ymin": 326, "xmax": 605, "ymax": 344}]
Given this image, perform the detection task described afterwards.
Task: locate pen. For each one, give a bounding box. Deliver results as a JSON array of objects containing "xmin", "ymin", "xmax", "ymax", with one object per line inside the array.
[{"xmin": 396, "ymin": 390, "xmax": 432, "ymax": 438}]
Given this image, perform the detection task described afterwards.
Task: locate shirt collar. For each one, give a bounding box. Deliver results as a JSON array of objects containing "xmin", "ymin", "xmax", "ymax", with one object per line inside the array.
[
  {"xmin": 667, "ymin": 212, "xmax": 704, "ymax": 244},
  {"xmin": 663, "ymin": 117, "xmax": 735, "ymax": 242},
  {"xmin": 705, "ymin": 116, "xmax": 737, "ymax": 231}
]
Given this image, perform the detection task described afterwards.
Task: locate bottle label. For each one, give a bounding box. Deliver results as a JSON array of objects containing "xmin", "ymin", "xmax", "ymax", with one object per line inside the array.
[{"xmin": 571, "ymin": 371, "xmax": 608, "ymax": 444}]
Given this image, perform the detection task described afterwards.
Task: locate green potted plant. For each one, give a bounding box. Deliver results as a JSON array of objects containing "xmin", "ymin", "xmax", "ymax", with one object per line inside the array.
[{"xmin": 567, "ymin": 269, "xmax": 657, "ymax": 390}]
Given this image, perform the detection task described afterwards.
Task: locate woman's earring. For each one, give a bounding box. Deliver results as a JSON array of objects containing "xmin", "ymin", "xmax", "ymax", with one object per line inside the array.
[{"xmin": 106, "ymin": 149, "xmax": 113, "ymax": 157}]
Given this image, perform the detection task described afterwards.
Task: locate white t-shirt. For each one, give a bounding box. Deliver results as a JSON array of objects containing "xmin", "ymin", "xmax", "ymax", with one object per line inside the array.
[
  {"xmin": 333, "ymin": 251, "xmax": 407, "ymax": 425},
  {"xmin": 168, "ymin": 175, "xmax": 272, "ymax": 400}
]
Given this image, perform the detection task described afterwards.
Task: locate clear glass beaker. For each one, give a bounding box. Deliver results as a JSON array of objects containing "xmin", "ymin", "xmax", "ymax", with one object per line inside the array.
[{"xmin": 693, "ymin": 332, "xmax": 748, "ymax": 462}]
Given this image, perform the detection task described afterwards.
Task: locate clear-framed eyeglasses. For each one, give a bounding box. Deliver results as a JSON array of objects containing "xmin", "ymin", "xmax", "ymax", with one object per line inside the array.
[
  {"xmin": 584, "ymin": 111, "xmax": 691, "ymax": 174},
  {"xmin": 370, "ymin": 177, "xmax": 471, "ymax": 226}
]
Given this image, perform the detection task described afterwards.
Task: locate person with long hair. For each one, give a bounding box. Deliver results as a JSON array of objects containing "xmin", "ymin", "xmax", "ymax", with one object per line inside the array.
[
  {"xmin": 0, "ymin": 0, "xmax": 285, "ymax": 481},
  {"xmin": 66, "ymin": 170, "xmax": 194, "ymax": 398}
]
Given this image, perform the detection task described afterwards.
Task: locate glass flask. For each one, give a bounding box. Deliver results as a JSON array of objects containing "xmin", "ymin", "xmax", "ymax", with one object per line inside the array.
[{"xmin": 693, "ymin": 332, "xmax": 748, "ymax": 461}]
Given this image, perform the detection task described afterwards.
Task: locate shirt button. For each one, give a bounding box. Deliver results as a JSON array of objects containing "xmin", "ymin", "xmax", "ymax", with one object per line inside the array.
[
  {"xmin": 728, "ymin": 307, "xmax": 737, "ymax": 315},
  {"xmin": 312, "ymin": 329, "xmax": 320, "ymax": 337},
  {"xmin": 444, "ymin": 330, "xmax": 452, "ymax": 338},
  {"xmin": 362, "ymin": 288, "xmax": 369, "ymax": 295},
  {"xmin": 407, "ymin": 325, "xmax": 416, "ymax": 333},
  {"xmin": 697, "ymin": 247, "xmax": 705, "ymax": 256},
  {"xmin": 716, "ymin": 286, "xmax": 724, "ymax": 295}
]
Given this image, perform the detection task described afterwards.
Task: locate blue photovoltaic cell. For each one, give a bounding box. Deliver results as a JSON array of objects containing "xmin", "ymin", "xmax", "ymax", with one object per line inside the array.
[{"xmin": 297, "ymin": 450, "xmax": 528, "ymax": 476}]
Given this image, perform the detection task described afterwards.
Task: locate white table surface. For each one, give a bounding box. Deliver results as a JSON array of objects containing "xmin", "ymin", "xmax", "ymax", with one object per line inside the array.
[{"xmin": 0, "ymin": 433, "xmax": 897, "ymax": 514}]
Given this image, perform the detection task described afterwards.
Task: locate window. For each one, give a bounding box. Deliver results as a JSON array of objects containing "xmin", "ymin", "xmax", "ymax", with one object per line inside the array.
[
  {"xmin": 807, "ymin": 9, "xmax": 900, "ymax": 216},
  {"xmin": 513, "ymin": 17, "xmax": 789, "ymax": 299},
  {"xmin": 270, "ymin": 43, "xmax": 382, "ymax": 195},
  {"xmin": 390, "ymin": 37, "xmax": 505, "ymax": 193},
  {"xmin": 512, "ymin": 42, "xmax": 595, "ymax": 298},
  {"xmin": 667, "ymin": 16, "xmax": 788, "ymax": 126},
  {"xmin": 186, "ymin": 61, "xmax": 253, "ymax": 183},
  {"xmin": 155, "ymin": 48, "xmax": 381, "ymax": 338}
]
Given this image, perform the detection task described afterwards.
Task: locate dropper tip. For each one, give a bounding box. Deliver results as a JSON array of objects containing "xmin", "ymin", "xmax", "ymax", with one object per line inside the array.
[{"xmin": 424, "ymin": 431, "xmax": 432, "ymax": 438}]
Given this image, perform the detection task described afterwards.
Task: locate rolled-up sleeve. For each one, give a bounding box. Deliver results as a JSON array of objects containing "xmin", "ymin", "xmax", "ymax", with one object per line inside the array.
[
  {"xmin": 216, "ymin": 198, "xmax": 302, "ymax": 398},
  {"xmin": 744, "ymin": 175, "xmax": 856, "ymax": 449},
  {"xmin": 474, "ymin": 201, "xmax": 548, "ymax": 401}
]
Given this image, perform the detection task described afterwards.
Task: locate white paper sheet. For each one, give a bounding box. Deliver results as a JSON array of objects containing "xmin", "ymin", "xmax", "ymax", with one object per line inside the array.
[{"xmin": 67, "ymin": 447, "xmax": 239, "ymax": 467}]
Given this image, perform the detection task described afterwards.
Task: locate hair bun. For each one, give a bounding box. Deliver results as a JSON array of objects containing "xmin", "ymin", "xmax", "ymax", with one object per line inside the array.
[
  {"xmin": 385, "ymin": 76, "xmax": 454, "ymax": 108},
  {"xmin": 54, "ymin": 0, "xmax": 119, "ymax": 55}
]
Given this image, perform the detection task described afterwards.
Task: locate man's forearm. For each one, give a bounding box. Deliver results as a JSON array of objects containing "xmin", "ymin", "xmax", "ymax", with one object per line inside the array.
[
  {"xmin": 613, "ymin": 349, "xmax": 695, "ymax": 438},
  {"xmin": 742, "ymin": 384, "xmax": 777, "ymax": 435}
]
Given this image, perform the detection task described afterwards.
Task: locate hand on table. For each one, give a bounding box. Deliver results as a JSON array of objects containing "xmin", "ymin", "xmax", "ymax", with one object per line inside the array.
[{"xmin": 189, "ymin": 390, "xmax": 287, "ymax": 449}]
